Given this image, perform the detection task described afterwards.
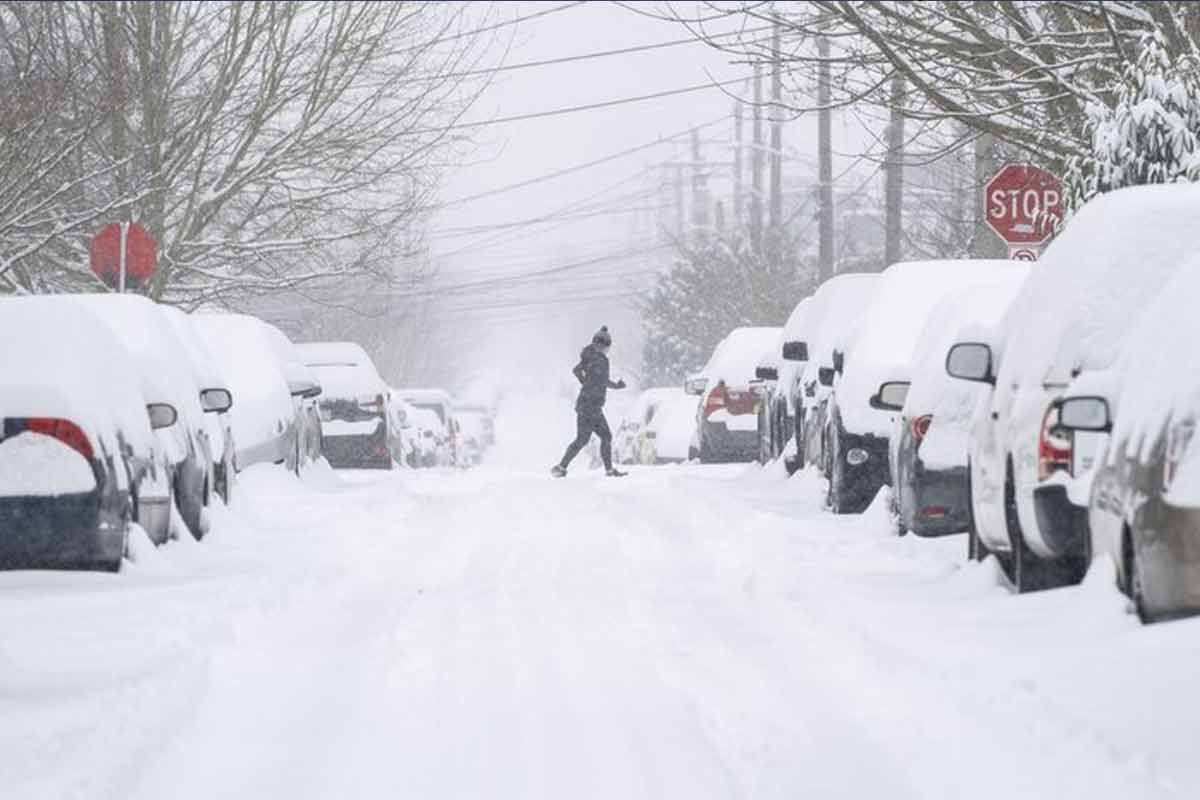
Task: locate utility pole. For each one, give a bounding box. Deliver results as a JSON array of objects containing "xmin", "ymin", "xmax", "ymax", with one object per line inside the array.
[
  {"xmin": 751, "ymin": 63, "xmax": 765, "ymax": 251},
  {"xmin": 769, "ymin": 19, "xmax": 783, "ymax": 236},
  {"xmin": 817, "ymin": 35, "xmax": 834, "ymax": 280},
  {"xmin": 674, "ymin": 163, "xmax": 685, "ymax": 240},
  {"xmin": 733, "ymin": 92, "xmax": 744, "ymax": 227},
  {"xmin": 884, "ymin": 73, "xmax": 905, "ymax": 267},
  {"xmin": 690, "ymin": 128, "xmax": 709, "ymax": 240}
]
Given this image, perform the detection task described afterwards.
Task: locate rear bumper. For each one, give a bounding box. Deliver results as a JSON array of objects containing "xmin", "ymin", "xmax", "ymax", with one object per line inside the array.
[
  {"xmin": 700, "ymin": 417, "xmax": 758, "ymax": 462},
  {"xmin": 1033, "ymin": 484, "xmax": 1089, "ymax": 558},
  {"xmin": 902, "ymin": 464, "xmax": 971, "ymax": 537},
  {"xmin": 0, "ymin": 492, "xmax": 125, "ymax": 569},
  {"xmin": 323, "ymin": 431, "xmax": 392, "ymax": 469}
]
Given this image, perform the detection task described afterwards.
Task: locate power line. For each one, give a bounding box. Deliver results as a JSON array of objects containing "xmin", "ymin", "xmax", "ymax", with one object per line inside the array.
[
  {"xmin": 428, "ymin": 203, "xmax": 669, "ymax": 239},
  {"xmin": 399, "ymin": 2, "xmax": 587, "ymax": 53},
  {"xmin": 412, "ymin": 76, "xmax": 748, "ymax": 138},
  {"xmin": 435, "ymin": 114, "xmax": 731, "ymax": 210},
  {"xmin": 434, "ymin": 25, "xmax": 774, "ymax": 80}
]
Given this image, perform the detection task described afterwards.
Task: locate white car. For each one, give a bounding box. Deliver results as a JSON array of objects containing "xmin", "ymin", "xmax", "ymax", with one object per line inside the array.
[{"xmin": 949, "ymin": 183, "xmax": 1200, "ymax": 592}]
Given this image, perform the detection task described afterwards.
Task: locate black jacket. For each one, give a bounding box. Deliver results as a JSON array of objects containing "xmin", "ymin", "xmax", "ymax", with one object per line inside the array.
[{"xmin": 573, "ymin": 344, "xmax": 620, "ymax": 411}]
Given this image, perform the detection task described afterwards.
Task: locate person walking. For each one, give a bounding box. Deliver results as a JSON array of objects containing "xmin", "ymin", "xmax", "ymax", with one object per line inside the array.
[{"xmin": 552, "ymin": 326, "xmax": 628, "ymax": 477}]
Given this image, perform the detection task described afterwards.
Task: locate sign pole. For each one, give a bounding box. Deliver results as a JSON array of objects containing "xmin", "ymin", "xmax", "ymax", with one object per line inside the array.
[{"xmin": 118, "ymin": 221, "xmax": 129, "ymax": 293}]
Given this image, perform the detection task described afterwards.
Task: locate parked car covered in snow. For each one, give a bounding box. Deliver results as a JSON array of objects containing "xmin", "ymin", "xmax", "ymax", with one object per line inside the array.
[
  {"xmin": 160, "ymin": 306, "xmax": 237, "ymax": 504},
  {"xmin": 193, "ymin": 313, "xmax": 307, "ymax": 475},
  {"xmin": 398, "ymin": 389, "xmax": 458, "ymax": 465},
  {"xmin": 71, "ymin": 294, "xmax": 225, "ymax": 541},
  {"xmin": 949, "ymin": 185, "xmax": 1200, "ymax": 593},
  {"xmin": 790, "ymin": 274, "xmax": 881, "ymax": 474},
  {"xmin": 687, "ymin": 327, "xmax": 782, "ymax": 463},
  {"xmin": 296, "ymin": 342, "xmax": 391, "ymax": 469},
  {"xmin": 826, "ymin": 260, "xmax": 1014, "ymax": 514},
  {"xmin": 0, "ymin": 297, "xmax": 177, "ymax": 569},
  {"xmin": 616, "ymin": 388, "xmax": 674, "ymax": 465},
  {"xmin": 407, "ymin": 405, "xmax": 450, "ymax": 467},
  {"xmin": 886, "ymin": 273, "xmax": 1028, "ymax": 537},
  {"xmin": 757, "ymin": 299, "xmax": 810, "ymax": 466},
  {"xmin": 258, "ymin": 324, "xmax": 324, "ymax": 471}
]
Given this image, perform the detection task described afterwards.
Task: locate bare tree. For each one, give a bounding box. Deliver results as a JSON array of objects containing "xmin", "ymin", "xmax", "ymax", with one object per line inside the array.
[{"xmin": 0, "ymin": 1, "xmax": 499, "ymax": 305}]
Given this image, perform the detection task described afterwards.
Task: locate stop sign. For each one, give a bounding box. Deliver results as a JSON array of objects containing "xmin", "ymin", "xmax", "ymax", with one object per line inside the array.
[
  {"xmin": 985, "ymin": 164, "xmax": 1063, "ymax": 246},
  {"xmin": 90, "ymin": 222, "xmax": 157, "ymax": 290}
]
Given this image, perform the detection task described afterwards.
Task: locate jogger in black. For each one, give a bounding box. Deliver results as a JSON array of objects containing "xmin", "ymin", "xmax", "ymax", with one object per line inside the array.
[{"xmin": 552, "ymin": 326, "xmax": 627, "ymax": 477}]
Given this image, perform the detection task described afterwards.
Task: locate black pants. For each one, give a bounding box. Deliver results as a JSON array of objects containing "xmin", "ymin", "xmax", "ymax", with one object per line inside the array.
[{"xmin": 559, "ymin": 407, "xmax": 612, "ymax": 471}]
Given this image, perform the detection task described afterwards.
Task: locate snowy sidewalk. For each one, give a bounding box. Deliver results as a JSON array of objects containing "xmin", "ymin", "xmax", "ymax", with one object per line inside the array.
[{"xmin": 2, "ymin": 461, "xmax": 1198, "ymax": 799}]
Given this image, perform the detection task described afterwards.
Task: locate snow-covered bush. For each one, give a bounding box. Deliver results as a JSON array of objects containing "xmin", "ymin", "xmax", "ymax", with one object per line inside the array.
[{"xmin": 1067, "ymin": 33, "xmax": 1200, "ymax": 211}]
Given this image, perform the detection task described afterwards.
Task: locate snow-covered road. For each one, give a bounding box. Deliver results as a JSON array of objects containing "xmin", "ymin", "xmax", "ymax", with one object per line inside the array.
[{"xmin": 3, "ymin": 448, "xmax": 1199, "ymax": 799}]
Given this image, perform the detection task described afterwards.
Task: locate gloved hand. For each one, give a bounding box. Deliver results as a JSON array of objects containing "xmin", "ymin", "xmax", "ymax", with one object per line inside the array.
[{"xmin": 614, "ymin": 379, "xmax": 627, "ymax": 389}]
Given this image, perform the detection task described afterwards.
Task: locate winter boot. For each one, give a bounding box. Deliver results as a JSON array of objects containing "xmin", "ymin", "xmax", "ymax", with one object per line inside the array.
[
  {"xmin": 551, "ymin": 465, "xmax": 567, "ymax": 478},
  {"xmin": 606, "ymin": 467, "xmax": 627, "ymax": 477}
]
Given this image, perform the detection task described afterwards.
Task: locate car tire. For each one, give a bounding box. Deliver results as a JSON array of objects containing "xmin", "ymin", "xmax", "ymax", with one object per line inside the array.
[
  {"xmin": 1122, "ymin": 527, "xmax": 1151, "ymax": 623},
  {"xmin": 1005, "ymin": 461, "xmax": 1058, "ymax": 593}
]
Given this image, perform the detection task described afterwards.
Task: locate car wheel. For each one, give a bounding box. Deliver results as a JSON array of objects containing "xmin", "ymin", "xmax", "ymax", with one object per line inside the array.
[
  {"xmin": 1006, "ymin": 461, "xmax": 1058, "ymax": 592},
  {"xmin": 1122, "ymin": 527, "xmax": 1151, "ymax": 623}
]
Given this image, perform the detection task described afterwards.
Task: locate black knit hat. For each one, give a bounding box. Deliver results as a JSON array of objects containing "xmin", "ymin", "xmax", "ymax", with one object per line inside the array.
[{"xmin": 592, "ymin": 325, "xmax": 612, "ymax": 346}]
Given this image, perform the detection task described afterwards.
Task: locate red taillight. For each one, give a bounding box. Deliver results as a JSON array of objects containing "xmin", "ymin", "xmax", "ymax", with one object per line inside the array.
[
  {"xmin": 22, "ymin": 418, "xmax": 94, "ymax": 461},
  {"xmin": 918, "ymin": 505, "xmax": 948, "ymax": 519},
  {"xmin": 910, "ymin": 414, "xmax": 932, "ymax": 444},
  {"xmin": 704, "ymin": 383, "xmax": 727, "ymax": 417},
  {"xmin": 1038, "ymin": 405, "xmax": 1072, "ymax": 481}
]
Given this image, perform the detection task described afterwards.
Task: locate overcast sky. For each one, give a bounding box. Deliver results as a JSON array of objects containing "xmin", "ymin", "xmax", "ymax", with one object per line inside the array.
[{"xmin": 424, "ymin": 2, "xmax": 859, "ymax": 398}]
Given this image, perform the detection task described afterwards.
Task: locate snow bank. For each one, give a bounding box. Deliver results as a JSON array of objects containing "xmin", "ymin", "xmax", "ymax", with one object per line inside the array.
[
  {"xmin": 904, "ymin": 275, "xmax": 1030, "ymax": 469},
  {"xmin": 0, "ymin": 433, "xmax": 96, "ymax": 495},
  {"xmin": 701, "ymin": 327, "xmax": 782, "ymax": 387},
  {"xmin": 838, "ymin": 260, "xmax": 1018, "ymax": 437}
]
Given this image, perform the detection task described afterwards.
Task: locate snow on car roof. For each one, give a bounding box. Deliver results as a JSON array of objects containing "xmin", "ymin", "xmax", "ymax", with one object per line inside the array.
[
  {"xmin": 702, "ymin": 327, "xmax": 783, "ymax": 386},
  {"xmin": 0, "ymin": 296, "xmax": 156, "ymax": 458},
  {"xmin": 295, "ymin": 341, "xmax": 387, "ymax": 401},
  {"xmin": 1102, "ymin": 248, "xmax": 1200, "ymax": 461},
  {"xmin": 68, "ymin": 293, "xmax": 207, "ymax": 432},
  {"xmin": 798, "ymin": 273, "xmax": 881, "ymax": 385},
  {"xmin": 905, "ymin": 272, "xmax": 1031, "ymax": 418},
  {"xmin": 998, "ymin": 183, "xmax": 1200, "ymax": 411},
  {"xmin": 193, "ymin": 312, "xmax": 294, "ymax": 451},
  {"xmin": 397, "ymin": 388, "xmax": 454, "ymax": 406},
  {"xmin": 838, "ymin": 260, "xmax": 1019, "ymax": 436}
]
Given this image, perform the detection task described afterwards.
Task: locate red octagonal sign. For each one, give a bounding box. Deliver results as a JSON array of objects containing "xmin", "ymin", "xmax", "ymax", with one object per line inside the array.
[
  {"xmin": 985, "ymin": 164, "xmax": 1063, "ymax": 246},
  {"xmin": 90, "ymin": 221, "xmax": 157, "ymax": 290}
]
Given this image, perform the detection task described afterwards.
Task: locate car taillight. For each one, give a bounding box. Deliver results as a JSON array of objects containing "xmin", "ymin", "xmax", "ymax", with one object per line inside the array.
[
  {"xmin": 910, "ymin": 414, "xmax": 932, "ymax": 445},
  {"xmin": 11, "ymin": 418, "xmax": 95, "ymax": 461},
  {"xmin": 1038, "ymin": 405, "xmax": 1072, "ymax": 481},
  {"xmin": 704, "ymin": 383, "xmax": 727, "ymax": 416},
  {"xmin": 1164, "ymin": 417, "xmax": 1195, "ymax": 491}
]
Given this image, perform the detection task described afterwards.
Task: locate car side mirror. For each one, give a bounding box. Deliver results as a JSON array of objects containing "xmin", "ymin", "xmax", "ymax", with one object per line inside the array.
[
  {"xmin": 1057, "ymin": 396, "xmax": 1111, "ymax": 432},
  {"xmin": 832, "ymin": 350, "xmax": 845, "ymax": 375},
  {"xmin": 755, "ymin": 366, "xmax": 779, "ymax": 381},
  {"xmin": 946, "ymin": 342, "xmax": 995, "ymax": 385},
  {"xmin": 782, "ymin": 341, "xmax": 808, "ymax": 362},
  {"xmin": 200, "ymin": 388, "xmax": 233, "ymax": 413},
  {"xmin": 869, "ymin": 381, "xmax": 910, "ymax": 412},
  {"xmin": 684, "ymin": 376, "xmax": 708, "ymax": 396},
  {"xmin": 146, "ymin": 403, "xmax": 178, "ymax": 430},
  {"xmin": 817, "ymin": 367, "xmax": 835, "ymax": 387},
  {"xmin": 804, "ymin": 382, "xmax": 816, "ymax": 398}
]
